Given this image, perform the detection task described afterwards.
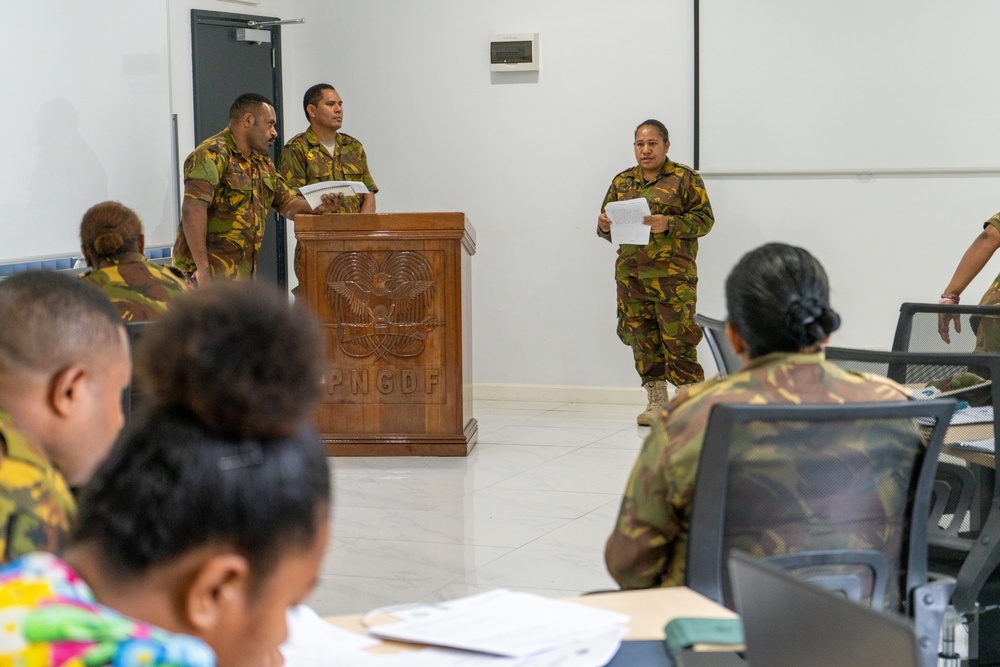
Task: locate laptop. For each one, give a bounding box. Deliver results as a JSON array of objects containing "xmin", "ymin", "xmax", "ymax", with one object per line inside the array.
[{"xmin": 728, "ymin": 550, "xmax": 920, "ymax": 667}]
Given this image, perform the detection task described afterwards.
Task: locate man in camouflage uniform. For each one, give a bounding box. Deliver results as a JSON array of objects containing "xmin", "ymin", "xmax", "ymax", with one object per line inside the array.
[
  {"xmin": 79, "ymin": 201, "xmax": 189, "ymax": 322},
  {"xmin": 279, "ymin": 83, "xmax": 378, "ymax": 284},
  {"xmin": 938, "ymin": 211, "xmax": 1000, "ymax": 351},
  {"xmin": 597, "ymin": 120, "xmax": 714, "ymax": 426},
  {"xmin": 0, "ymin": 272, "xmax": 130, "ymax": 564},
  {"xmin": 604, "ymin": 349, "xmax": 912, "ymax": 590},
  {"xmin": 173, "ymin": 93, "xmax": 335, "ymax": 283}
]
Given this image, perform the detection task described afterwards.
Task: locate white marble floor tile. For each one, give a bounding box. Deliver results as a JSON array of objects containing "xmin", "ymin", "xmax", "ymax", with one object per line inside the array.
[
  {"xmin": 306, "ymin": 572, "xmax": 455, "ymax": 616},
  {"xmin": 473, "ymin": 399, "xmax": 567, "ymax": 411},
  {"xmin": 320, "ymin": 538, "xmax": 512, "ymax": 581},
  {"xmin": 477, "ymin": 424, "xmax": 618, "ymax": 447},
  {"xmin": 461, "ymin": 544, "xmax": 618, "ymax": 594},
  {"xmin": 471, "ymin": 486, "xmax": 621, "ymax": 520},
  {"xmin": 418, "ymin": 582, "xmax": 581, "ymax": 605},
  {"xmin": 315, "ymin": 399, "xmax": 635, "ymax": 614},
  {"xmin": 490, "ymin": 447, "xmax": 639, "ymax": 495},
  {"xmin": 584, "ymin": 427, "xmax": 648, "ymax": 450},
  {"xmin": 331, "ymin": 505, "xmax": 566, "ymax": 548},
  {"xmin": 527, "ymin": 501, "xmax": 622, "ymax": 553}
]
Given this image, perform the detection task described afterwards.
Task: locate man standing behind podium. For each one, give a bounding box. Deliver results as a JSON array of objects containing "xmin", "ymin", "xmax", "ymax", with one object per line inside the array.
[
  {"xmin": 280, "ymin": 83, "xmax": 379, "ymax": 284},
  {"xmin": 173, "ymin": 93, "xmax": 331, "ymax": 283}
]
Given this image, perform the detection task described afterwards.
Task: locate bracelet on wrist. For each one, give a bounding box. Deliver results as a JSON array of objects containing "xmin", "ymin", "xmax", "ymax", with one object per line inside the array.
[{"xmin": 938, "ymin": 295, "xmax": 959, "ymax": 305}]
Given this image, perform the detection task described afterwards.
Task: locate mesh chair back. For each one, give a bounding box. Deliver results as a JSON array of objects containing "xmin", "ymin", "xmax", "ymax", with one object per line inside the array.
[
  {"xmin": 686, "ymin": 400, "xmax": 954, "ymax": 613},
  {"xmin": 825, "ymin": 347, "xmax": 1000, "ymax": 505},
  {"xmin": 122, "ymin": 320, "xmax": 154, "ymax": 421},
  {"xmin": 893, "ymin": 303, "xmax": 1000, "ymax": 353},
  {"xmin": 695, "ymin": 314, "xmax": 742, "ymax": 377}
]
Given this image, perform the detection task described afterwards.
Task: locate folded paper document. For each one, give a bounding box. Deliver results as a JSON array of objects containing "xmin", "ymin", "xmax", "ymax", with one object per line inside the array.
[
  {"xmin": 299, "ymin": 180, "xmax": 370, "ymax": 209},
  {"xmin": 366, "ymin": 589, "xmax": 628, "ymax": 658}
]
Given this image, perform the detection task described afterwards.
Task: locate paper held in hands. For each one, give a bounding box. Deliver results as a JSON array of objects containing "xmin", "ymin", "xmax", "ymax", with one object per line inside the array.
[
  {"xmin": 605, "ymin": 198, "xmax": 652, "ymax": 246},
  {"xmin": 299, "ymin": 180, "xmax": 370, "ymax": 210}
]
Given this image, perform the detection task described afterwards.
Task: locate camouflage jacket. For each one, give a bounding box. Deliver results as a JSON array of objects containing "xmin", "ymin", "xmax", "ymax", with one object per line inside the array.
[
  {"xmin": 0, "ymin": 408, "xmax": 76, "ymax": 565},
  {"xmin": 80, "ymin": 252, "xmax": 190, "ymax": 322},
  {"xmin": 598, "ymin": 160, "xmax": 714, "ymax": 284},
  {"xmin": 173, "ymin": 128, "xmax": 299, "ymax": 279},
  {"xmin": 604, "ymin": 351, "xmax": 912, "ymax": 590},
  {"xmin": 279, "ymin": 127, "xmax": 378, "ymax": 214}
]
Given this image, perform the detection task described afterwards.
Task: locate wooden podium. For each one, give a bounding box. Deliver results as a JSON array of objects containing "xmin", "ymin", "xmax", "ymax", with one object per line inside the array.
[{"xmin": 295, "ymin": 212, "xmax": 477, "ymax": 456}]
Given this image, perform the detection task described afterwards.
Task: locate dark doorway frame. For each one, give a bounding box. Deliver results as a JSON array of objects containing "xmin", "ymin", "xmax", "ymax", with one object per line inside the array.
[{"xmin": 190, "ymin": 9, "xmax": 288, "ymax": 287}]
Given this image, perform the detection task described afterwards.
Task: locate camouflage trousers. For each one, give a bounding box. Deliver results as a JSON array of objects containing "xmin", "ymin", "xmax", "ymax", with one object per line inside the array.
[{"xmin": 616, "ymin": 274, "xmax": 704, "ymax": 386}]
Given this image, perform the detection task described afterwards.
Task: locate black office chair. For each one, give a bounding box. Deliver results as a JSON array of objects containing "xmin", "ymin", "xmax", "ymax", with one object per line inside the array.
[
  {"xmin": 695, "ymin": 314, "xmax": 742, "ymax": 378},
  {"xmin": 122, "ymin": 320, "xmax": 155, "ymax": 422},
  {"xmin": 824, "ymin": 347, "xmax": 1000, "ymax": 543},
  {"xmin": 685, "ymin": 400, "xmax": 956, "ymax": 667},
  {"xmin": 893, "ymin": 302, "xmax": 1000, "ymax": 354}
]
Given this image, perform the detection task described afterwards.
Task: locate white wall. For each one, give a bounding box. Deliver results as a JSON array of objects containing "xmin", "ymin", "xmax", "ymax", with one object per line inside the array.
[
  {"xmin": 285, "ymin": 0, "xmax": 695, "ymax": 389},
  {"xmin": 697, "ymin": 175, "xmax": 1000, "ymax": 351},
  {"xmin": 164, "ymin": 1, "xmax": 1000, "ymax": 390}
]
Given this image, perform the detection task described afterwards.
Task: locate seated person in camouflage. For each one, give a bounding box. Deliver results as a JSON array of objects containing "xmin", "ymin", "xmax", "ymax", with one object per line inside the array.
[
  {"xmin": 605, "ymin": 243, "xmax": 911, "ymax": 589},
  {"xmin": 172, "ymin": 93, "xmax": 340, "ymax": 283},
  {"xmin": 79, "ymin": 201, "xmax": 190, "ymax": 322},
  {"xmin": 0, "ymin": 282, "xmax": 330, "ymax": 667},
  {"xmin": 0, "ymin": 271, "xmax": 130, "ymax": 564},
  {"xmin": 279, "ymin": 83, "xmax": 378, "ymax": 284},
  {"xmin": 938, "ymin": 211, "xmax": 1000, "ymax": 351}
]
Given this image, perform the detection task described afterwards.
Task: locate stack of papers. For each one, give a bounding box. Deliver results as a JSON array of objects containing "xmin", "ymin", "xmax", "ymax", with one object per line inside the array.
[
  {"xmin": 281, "ymin": 591, "xmax": 630, "ymax": 667},
  {"xmin": 604, "ymin": 199, "xmax": 651, "ymax": 246},
  {"xmin": 299, "ymin": 180, "xmax": 370, "ymax": 209},
  {"xmin": 919, "ymin": 405, "xmax": 994, "ymax": 427},
  {"xmin": 950, "ymin": 439, "xmax": 995, "ymax": 453}
]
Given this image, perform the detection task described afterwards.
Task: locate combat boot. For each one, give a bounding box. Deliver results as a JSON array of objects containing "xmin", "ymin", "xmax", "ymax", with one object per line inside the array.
[{"xmin": 637, "ymin": 381, "xmax": 670, "ymax": 426}]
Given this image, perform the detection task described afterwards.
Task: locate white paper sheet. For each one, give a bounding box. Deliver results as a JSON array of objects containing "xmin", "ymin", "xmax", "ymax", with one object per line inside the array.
[
  {"xmin": 367, "ymin": 589, "xmax": 629, "ymax": 658},
  {"xmin": 380, "ymin": 626, "xmax": 626, "ymax": 666},
  {"xmin": 605, "ymin": 199, "xmax": 652, "ymax": 246},
  {"xmin": 920, "ymin": 405, "xmax": 994, "ymax": 427},
  {"xmin": 281, "ymin": 604, "xmax": 382, "ymax": 667},
  {"xmin": 952, "ymin": 439, "xmax": 995, "ymax": 453},
  {"xmin": 299, "ymin": 180, "xmax": 370, "ymax": 209}
]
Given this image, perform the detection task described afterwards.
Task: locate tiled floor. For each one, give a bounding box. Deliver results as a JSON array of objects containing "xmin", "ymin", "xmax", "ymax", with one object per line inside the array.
[{"xmin": 306, "ymin": 399, "xmax": 646, "ymax": 615}]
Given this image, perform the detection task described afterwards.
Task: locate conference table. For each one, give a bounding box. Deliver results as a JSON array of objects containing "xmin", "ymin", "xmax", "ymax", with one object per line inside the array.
[{"xmin": 326, "ymin": 586, "xmax": 739, "ymax": 656}]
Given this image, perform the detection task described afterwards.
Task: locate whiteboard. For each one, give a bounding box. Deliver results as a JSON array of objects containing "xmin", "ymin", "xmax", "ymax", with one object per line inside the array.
[
  {"xmin": 699, "ymin": 0, "xmax": 1000, "ymax": 173},
  {"xmin": 0, "ymin": 1, "xmax": 174, "ymax": 262}
]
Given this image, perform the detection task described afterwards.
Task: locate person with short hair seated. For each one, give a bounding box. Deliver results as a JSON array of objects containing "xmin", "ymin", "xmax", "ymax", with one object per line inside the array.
[
  {"xmin": 0, "ymin": 282, "xmax": 330, "ymax": 667},
  {"xmin": 0, "ymin": 271, "xmax": 130, "ymax": 564},
  {"xmin": 79, "ymin": 200, "xmax": 190, "ymax": 322},
  {"xmin": 604, "ymin": 242, "xmax": 911, "ymax": 589}
]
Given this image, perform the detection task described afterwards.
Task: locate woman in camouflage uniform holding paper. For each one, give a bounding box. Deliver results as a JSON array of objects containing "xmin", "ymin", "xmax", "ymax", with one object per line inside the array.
[{"xmin": 597, "ymin": 120, "xmax": 714, "ymax": 426}]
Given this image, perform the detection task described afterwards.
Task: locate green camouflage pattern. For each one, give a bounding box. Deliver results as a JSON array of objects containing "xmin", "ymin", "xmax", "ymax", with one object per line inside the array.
[
  {"xmin": 279, "ymin": 128, "xmax": 379, "ymax": 280},
  {"xmin": 617, "ymin": 274, "xmax": 703, "ymax": 386},
  {"xmin": 173, "ymin": 128, "xmax": 299, "ymax": 279},
  {"xmin": 929, "ymin": 371, "xmax": 992, "ymax": 406},
  {"xmin": 79, "ymin": 252, "xmax": 190, "ymax": 322},
  {"xmin": 599, "ymin": 160, "xmax": 714, "ymax": 386},
  {"xmin": 0, "ymin": 408, "xmax": 76, "ymax": 565},
  {"xmin": 604, "ymin": 351, "xmax": 913, "ymax": 591},
  {"xmin": 975, "ymin": 213, "xmax": 1000, "ymax": 351}
]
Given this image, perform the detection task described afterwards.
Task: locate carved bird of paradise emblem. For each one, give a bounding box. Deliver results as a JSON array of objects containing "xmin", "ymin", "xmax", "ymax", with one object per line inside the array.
[{"xmin": 324, "ymin": 251, "xmax": 443, "ymax": 359}]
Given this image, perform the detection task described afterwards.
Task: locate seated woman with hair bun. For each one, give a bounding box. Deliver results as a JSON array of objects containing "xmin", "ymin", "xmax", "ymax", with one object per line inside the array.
[
  {"xmin": 605, "ymin": 242, "xmax": 912, "ymax": 590},
  {"xmin": 79, "ymin": 201, "xmax": 190, "ymax": 322},
  {"xmin": 0, "ymin": 282, "xmax": 330, "ymax": 667}
]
